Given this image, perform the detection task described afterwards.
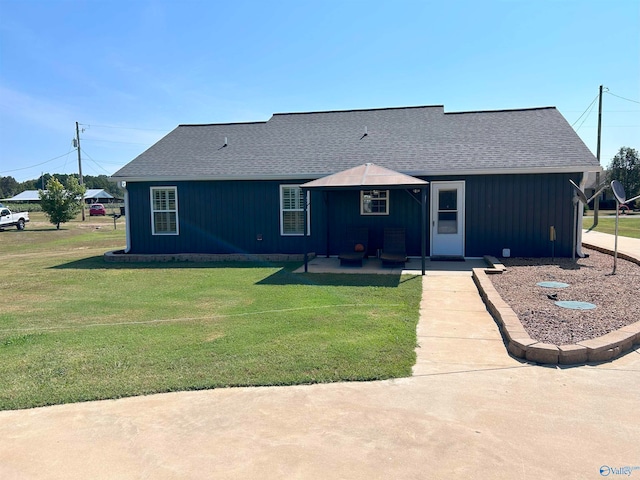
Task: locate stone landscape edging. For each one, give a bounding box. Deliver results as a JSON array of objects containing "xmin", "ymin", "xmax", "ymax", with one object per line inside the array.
[
  {"xmin": 472, "ymin": 267, "xmax": 640, "ymax": 365},
  {"xmin": 581, "ymin": 242, "xmax": 640, "ymax": 266}
]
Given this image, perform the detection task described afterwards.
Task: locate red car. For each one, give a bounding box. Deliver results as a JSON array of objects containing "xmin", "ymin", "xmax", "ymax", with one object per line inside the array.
[{"xmin": 89, "ymin": 203, "xmax": 106, "ymax": 216}]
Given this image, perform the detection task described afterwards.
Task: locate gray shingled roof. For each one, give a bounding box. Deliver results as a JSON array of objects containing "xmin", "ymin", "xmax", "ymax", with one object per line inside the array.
[{"xmin": 111, "ymin": 105, "xmax": 599, "ymax": 181}]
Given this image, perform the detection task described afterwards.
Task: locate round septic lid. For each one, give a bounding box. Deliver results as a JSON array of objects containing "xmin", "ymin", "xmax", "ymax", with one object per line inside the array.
[
  {"xmin": 537, "ymin": 281, "xmax": 570, "ymax": 288},
  {"xmin": 555, "ymin": 301, "xmax": 596, "ymax": 310}
]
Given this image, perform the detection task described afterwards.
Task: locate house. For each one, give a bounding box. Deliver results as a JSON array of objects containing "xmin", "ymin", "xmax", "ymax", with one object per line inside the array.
[
  {"xmin": 3, "ymin": 189, "xmax": 120, "ymax": 204},
  {"xmin": 109, "ymin": 105, "xmax": 600, "ymax": 263},
  {"xmin": 583, "ymin": 171, "xmax": 620, "ymax": 210}
]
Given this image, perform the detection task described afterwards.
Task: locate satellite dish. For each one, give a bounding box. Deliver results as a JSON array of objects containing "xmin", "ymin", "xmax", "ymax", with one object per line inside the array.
[
  {"xmin": 611, "ymin": 180, "xmax": 626, "ymax": 204},
  {"xmin": 569, "ymin": 179, "xmax": 588, "ymax": 205}
]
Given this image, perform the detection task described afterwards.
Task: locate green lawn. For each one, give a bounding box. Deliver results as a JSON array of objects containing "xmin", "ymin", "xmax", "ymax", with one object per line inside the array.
[
  {"xmin": 582, "ymin": 216, "xmax": 640, "ymax": 239},
  {"xmin": 0, "ymin": 214, "xmax": 421, "ymax": 410}
]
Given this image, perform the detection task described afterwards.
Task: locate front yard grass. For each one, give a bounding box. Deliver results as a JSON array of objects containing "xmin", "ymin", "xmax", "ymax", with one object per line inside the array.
[
  {"xmin": 0, "ymin": 214, "xmax": 421, "ymax": 410},
  {"xmin": 582, "ymin": 216, "xmax": 640, "ymax": 238}
]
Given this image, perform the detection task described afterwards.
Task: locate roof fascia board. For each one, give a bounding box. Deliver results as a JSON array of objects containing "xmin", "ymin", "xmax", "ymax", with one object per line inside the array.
[
  {"xmin": 405, "ymin": 165, "xmax": 603, "ymax": 176},
  {"xmin": 108, "ymin": 174, "xmax": 318, "ymax": 183},
  {"xmin": 110, "ymin": 165, "xmax": 601, "ymax": 184}
]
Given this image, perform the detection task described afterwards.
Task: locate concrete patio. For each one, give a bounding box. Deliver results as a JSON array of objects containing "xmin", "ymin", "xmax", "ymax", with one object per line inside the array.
[{"xmin": 294, "ymin": 255, "xmax": 489, "ymax": 275}]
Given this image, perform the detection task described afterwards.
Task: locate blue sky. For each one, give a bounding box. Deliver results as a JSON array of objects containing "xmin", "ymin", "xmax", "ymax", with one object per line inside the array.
[{"xmin": 1, "ymin": 0, "xmax": 638, "ymax": 183}]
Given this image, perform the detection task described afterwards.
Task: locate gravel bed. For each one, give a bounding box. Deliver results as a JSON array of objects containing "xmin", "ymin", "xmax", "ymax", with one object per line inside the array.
[{"xmin": 489, "ymin": 248, "xmax": 640, "ymax": 345}]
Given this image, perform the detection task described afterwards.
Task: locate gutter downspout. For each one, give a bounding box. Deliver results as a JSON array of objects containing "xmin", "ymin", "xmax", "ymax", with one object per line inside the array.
[
  {"xmin": 303, "ymin": 188, "xmax": 308, "ymax": 272},
  {"xmin": 576, "ymin": 173, "xmax": 587, "ymax": 258},
  {"xmin": 421, "ymin": 186, "xmax": 427, "ymax": 275},
  {"xmin": 124, "ymin": 187, "xmax": 131, "ymax": 253}
]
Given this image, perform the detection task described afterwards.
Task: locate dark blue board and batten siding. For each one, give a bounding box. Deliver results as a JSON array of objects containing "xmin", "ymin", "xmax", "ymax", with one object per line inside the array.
[
  {"xmin": 126, "ymin": 172, "xmax": 580, "ymax": 258},
  {"xmin": 462, "ymin": 173, "xmax": 578, "ymax": 258},
  {"xmin": 325, "ymin": 189, "xmax": 423, "ymax": 257},
  {"xmin": 324, "ymin": 173, "xmax": 578, "ymax": 258},
  {"xmin": 126, "ymin": 180, "xmax": 327, "ymax": 255}
]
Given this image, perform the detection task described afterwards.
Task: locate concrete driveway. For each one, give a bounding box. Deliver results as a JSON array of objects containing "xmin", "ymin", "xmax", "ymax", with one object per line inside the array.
[{"xmin": 2, "ymin": 269, "xmax": 639, "ymax": 479}]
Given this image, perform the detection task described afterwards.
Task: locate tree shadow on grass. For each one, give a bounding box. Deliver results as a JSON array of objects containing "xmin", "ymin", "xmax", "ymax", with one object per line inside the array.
[
  {"xmin": 256, "ymin": 269, "xmax": 414, "ymax": 287},
  {"xmin": 2, "ymin": 227, "xmax": 63, "ymax": 232},
  {"xmin": 50, "ymin": 256, "xmax": 301, "ymax": 271},
  {"xmin": 50, "ymin": 256, "xmax": 415, "ymax": 287}
]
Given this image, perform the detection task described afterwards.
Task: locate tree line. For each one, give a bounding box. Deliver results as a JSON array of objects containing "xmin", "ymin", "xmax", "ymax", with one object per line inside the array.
[
  {"xmin": 607, "ymin": 147, "xmax": 639, "ymax": 206},
  {"xmin": 0, "ymin": 173, "xmax": 125, "ymax": 200}
]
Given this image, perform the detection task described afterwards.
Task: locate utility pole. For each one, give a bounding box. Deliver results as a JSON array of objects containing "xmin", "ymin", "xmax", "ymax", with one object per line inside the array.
[
  {"xmin": 76, "ymin": 121, "xmax": 85, "ymax": 221},
  {"xmin": 593, "ymin": 85, "xmax": 603, "ymax": 227}
]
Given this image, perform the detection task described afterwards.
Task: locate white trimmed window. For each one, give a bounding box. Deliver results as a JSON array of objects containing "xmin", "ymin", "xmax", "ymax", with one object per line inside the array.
[
  {"xmin": 280, "ymin": 185, "xmax": 309, "ymax": 236},
  {"xmin": 150, "ymin": 187, "xmax": 179, "ymax": 235},
  {"xmin": 361, "ymin": 190, "xmax": 389, "ymax": 215}
]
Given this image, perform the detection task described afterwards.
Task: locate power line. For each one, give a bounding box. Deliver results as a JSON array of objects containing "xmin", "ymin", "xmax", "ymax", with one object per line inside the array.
[
  {"xmin": 98, "ymin": 160, "xmax": 130, "ymax": 165},
  {"xmin": 81, "ymin": 123, "xmax": 169, "ymax": 132},
  {"xmin": 572, "ymin": 125, "xmax": 639, "ymax": 128},
  {"xmin": 571, "ymin": 93, "xmax": 600, "ymax": 128},
  {"xmin": 0, "ymin": 149, "xmax": 74, "ymax": 175},
  {"xmin": 81, "ymin": 138, "xmax": 152, "ymax": 146},
  {"xmin": 60, "ymin": 147, "xmax": 74, "ymax": 173},
  {"xmin": 564, "ymin": 110, "xmax": 639, "ymax": 112},
  {"xmin": 574, "ymin": 96, "xmax": 599, "ymax": 132},
  {"xmin": 606, "ymin": 91, "xmax": 640, "ymax": 104},
  {"xmin": 80, "ymin": 148, "xmax": 113, "ymax": 175}
]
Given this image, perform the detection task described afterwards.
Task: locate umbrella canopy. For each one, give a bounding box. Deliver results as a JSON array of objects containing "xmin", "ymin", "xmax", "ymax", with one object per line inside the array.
[
  {"xmin": 300, "ymin": 163, "xmax": 428, "ymax": 275},
  {"xmin": 301, "ymin": 163, "xmax": 427, "ymax": 189}
]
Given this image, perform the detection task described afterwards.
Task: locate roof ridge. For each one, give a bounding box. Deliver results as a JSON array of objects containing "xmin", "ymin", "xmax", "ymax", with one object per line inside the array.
[
  {"xmin": 271, "ymin": 105, "xmax": 444, "ymax": 117},
  {"xmin": 445, "ymin": 106, "xmax": 557, "ymax": 115}
]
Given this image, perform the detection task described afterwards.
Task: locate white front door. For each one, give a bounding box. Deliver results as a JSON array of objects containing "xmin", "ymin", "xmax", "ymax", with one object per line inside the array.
[{"xmin": 431, "ymin": 181, "xmax": 465, "ymax": 257}]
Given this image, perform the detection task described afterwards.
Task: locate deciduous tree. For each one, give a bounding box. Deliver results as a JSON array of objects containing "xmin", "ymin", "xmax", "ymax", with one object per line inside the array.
[
  {"xmin": 607, "ymin": 147, "xmax": 640, "ymax": 205},
  {"xmin": 0, "ymin": 176, "xmax": 20, "ymax": 199},
  {"xmin": 39, "ymin": 177, "xmax": 86, "ymax": 229}
]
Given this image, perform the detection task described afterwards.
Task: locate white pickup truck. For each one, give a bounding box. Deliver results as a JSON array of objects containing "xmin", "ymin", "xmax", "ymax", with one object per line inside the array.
[{"xmin": 0, "ymin": 207, "xmax": 29, "ymax": 230}]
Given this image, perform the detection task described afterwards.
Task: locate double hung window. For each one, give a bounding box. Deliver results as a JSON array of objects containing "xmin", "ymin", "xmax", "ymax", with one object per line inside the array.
[
  {"xmin": 280, "ymin": 185, "xmax": 309, "ymax": 235},
  {"xmin": 150, "ymin": 187, "xmax": 179, "ymax": 235}
]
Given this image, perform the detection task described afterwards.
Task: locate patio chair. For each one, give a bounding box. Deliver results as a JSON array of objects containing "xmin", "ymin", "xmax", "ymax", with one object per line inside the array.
[
  {"xmin": 380, "ymin": 228, "xmax": 407, "ymax": 267},
  {"xmin": 338, "ymin": 227, "xmax": 369, "ymax": 267}
]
